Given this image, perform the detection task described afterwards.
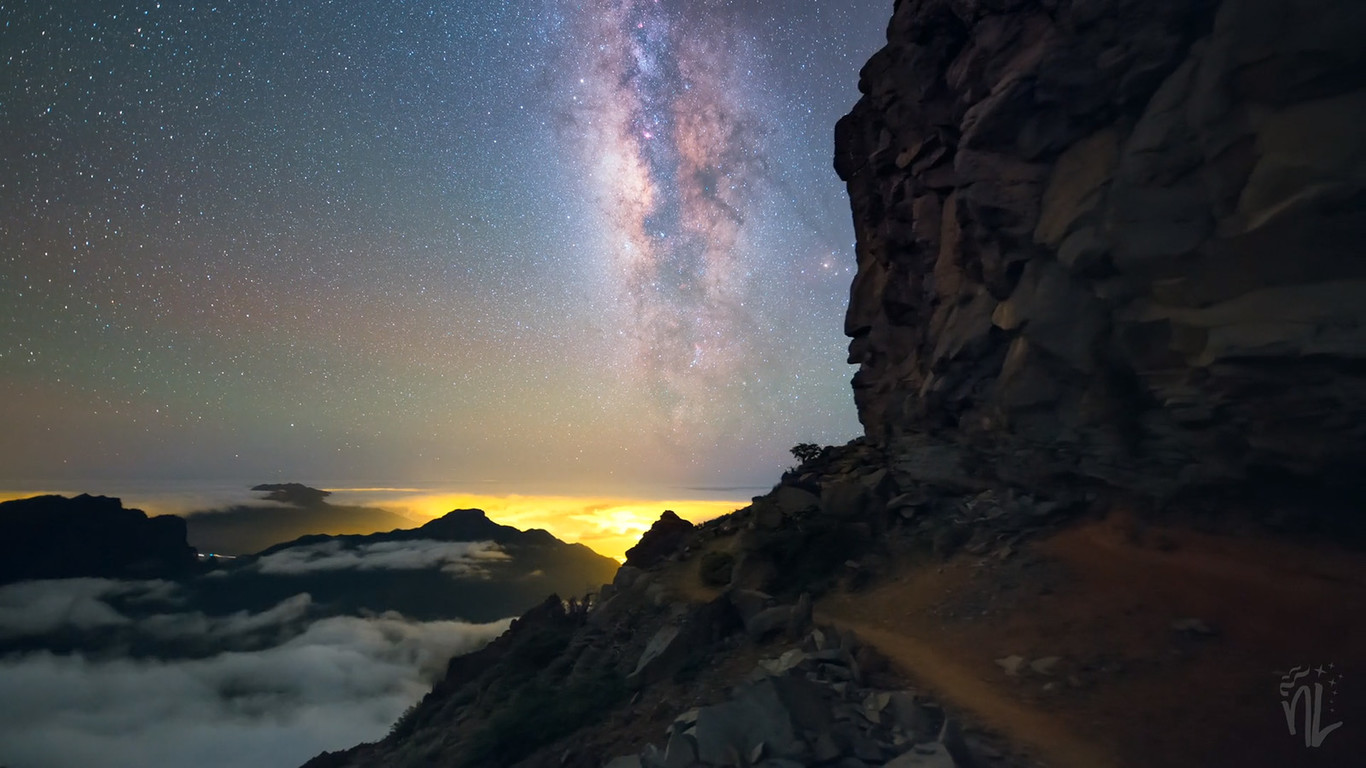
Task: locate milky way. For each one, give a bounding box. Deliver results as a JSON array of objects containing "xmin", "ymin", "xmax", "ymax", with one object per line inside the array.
[
  {"xmin": 0, "ymin": 1, "xmax": 891, "ymax": 494},
  {"xmin": 559, "ymin": 0, "xmax": 768, "ymax": 435}
]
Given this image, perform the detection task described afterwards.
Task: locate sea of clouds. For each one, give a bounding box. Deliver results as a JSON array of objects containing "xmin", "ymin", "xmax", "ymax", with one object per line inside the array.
[
  {"xmin": 0, "ymin": 573, "xmax": 512, "ymax": 767},
  {"xmin": 249, "ymin": 538, "xmax": 511, "ymax": 576}
]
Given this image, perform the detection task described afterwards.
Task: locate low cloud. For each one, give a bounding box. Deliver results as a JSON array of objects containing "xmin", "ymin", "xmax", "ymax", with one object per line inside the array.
[
  {"xmin": 0, "ymin": 579, "xmax": 513, "ymax": 768},
  {"xmin": 0, "ymin": 579, "xmax": 318, "ymax": 643},
  {"xmin": 0, "ymin": 578, "xmax": 178, "ymax": 639},
  {"xmin": 251, "ymin": 538, "xmax": 511, "ymax": 576},
  {"xmin": 138, "ymin": 593, "xmax": 315, "ymax": 640}
]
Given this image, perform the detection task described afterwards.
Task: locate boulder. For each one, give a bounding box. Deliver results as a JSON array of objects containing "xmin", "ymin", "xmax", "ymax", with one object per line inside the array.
[
  {"xmin": 1030, "ymin": 656, "xmax": 1062, "ymax": 675},
  {"xmin": 746, "ymin": 606, "xmax": 796, "ymax": 642},
  {"xmin": 692, "ymin": 676, "xmax": 831, "ymax": 765},
  {"xmin": 624, "ymin": 511, "xmax": 694, "ymax": 569},
  {"xmin": 788, "ymin": 593, "xmax": 814, "ymax": 635},
  {"xmin": 884, "ymin": 741, "xmax": 958, "ymax": 767},
  {"xmin": 995, "ymin": 655, "xmax": 1026, "ymax": 676},
  {"xmin": 627, "ymin": 597, "xmax": 740, "ymax": 687},
  {"xmin": 773, "ymin": 485, "xmax": 821, "ymax": 517},
  {"xmin": 627, "ymin": 624, "xmax": 686, "ymax": 688},
  {"xmin": 728, "ymin": 589, "xmax": 778, "ymax": 623},
  {"xmin": 731, "ymin": 551, "xmax": 780, "ymax": 593},
  {"xmin": 613, "ymin": 565, "xmax": 643, "ymax": 590},
  {"xmin": 821, "ymin": 477, "xmax": 874, "ymax": 519},
  {"xmin": 661, "ymin": 729, "xmax": 698, "ymax": 768}
]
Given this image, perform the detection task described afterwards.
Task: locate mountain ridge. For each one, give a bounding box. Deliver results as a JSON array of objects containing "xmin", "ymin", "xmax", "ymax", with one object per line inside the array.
[
  {"xmin": 0, "ymin": 493, "xmax": 620, "ymax": 659},
  {"xmin": 0, "ymin": 493, "xmax": 199, "ymax": 584}
]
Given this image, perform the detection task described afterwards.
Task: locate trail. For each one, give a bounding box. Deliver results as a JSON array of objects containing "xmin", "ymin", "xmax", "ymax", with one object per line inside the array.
[
  {"xmin": 815, "ymin": 512, "xmax": 1366, "ymax": 768},
  {"xmin": 820, "ymin": 612, "xmax": 1119, "ymax": 768}
]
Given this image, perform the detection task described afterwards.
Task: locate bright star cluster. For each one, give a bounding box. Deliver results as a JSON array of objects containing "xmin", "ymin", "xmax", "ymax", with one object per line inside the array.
[{"xmin": 0, "ymin": 0, "xmax": 890, "ymax": 495}]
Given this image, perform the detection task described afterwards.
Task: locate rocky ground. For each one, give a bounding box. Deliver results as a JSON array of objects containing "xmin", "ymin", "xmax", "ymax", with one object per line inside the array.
[{"xmin": 302, "ymin": 440, "xmax": 1366, "ymax": 768}]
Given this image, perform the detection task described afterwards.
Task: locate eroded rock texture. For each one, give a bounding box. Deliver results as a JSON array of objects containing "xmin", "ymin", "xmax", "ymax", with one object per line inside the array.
[{"xmin": 837, "ymin": 0, "xmax": 1366, "ymax": 500}]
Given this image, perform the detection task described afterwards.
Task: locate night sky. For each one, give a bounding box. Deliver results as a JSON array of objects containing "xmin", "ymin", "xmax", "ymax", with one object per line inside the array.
[{"xmin": 0, "ymin": 0, "xmax": 890, "ymax": 499}]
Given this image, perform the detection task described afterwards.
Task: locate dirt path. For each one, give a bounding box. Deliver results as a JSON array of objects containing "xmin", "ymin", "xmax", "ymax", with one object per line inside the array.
[
  {"xmin": 820, "ymin": 614, "xmax": 1119, "ymax": 768},
  {"xmin": 817, "ymin": 511, "xmax": 1366, "ymax": 768}
]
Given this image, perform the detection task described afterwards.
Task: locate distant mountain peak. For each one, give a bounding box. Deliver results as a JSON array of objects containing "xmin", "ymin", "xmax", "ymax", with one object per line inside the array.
[
  {"xmin": 434, "ymin": 508, "xmax": 489, "ymax": 521},
  {"xmin": 250, "ymin": 483, "xmax": 331, "ymax": 507},
  {"xmin": 416, "ymin": 508, "xmax": 513, "ymax": 542}
]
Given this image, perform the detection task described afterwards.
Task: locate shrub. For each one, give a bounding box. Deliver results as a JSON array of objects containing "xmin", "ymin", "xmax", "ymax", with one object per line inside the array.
[
  {"xmin": 387, "ymin": 702, "xmax": 421, "ymax": 741},
  {"xmin": 698, "ymin": 551, "xmax": 735, "ymax": 587},
  {"xmin": 789, "ymin": 443, "xmax": 824, "ymax": 465}
]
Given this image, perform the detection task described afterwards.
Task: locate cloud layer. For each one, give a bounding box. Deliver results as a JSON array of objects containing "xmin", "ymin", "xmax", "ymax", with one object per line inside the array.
[
  {"xmin": 0, "ymin": 578, "xmax": 177, "ymax": 639},
  {"xmin": 0, "ymin": 578, "xmax": 512, "ymax": 768},
  {"xmin": 250, "ymin": 538, "xmax": 510, "ymax": 576}
]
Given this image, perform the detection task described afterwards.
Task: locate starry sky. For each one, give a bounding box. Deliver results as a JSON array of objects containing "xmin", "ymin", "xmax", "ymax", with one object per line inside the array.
[{"xmin": 0, "ymin": 0, "xmax": 891, "ymax": 499}]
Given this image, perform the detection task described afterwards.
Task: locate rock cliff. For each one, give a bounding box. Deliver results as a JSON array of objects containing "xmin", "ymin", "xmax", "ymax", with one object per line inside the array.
[{"xmin": 836, "ymin": 0, "xmax": 1366, "ymax": 506}]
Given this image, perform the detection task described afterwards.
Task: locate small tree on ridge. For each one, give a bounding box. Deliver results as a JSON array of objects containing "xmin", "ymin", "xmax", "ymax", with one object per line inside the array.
[{"xmin": 790, "ymin": 443, "xmax": 823, "ymax": 465}]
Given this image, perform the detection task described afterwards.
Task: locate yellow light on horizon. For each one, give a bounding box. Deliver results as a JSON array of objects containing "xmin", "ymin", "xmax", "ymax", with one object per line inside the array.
[
  {"xmin": 374, "ymin": 492, "xmax": 742, "ymax": 563},
  {"xmin": 0, "ymin": 488, "xmax": 747, "ymax": 564}
]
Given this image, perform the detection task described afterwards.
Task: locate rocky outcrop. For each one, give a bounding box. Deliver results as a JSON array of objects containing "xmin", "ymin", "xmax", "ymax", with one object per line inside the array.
[
  {"xmin": 625, "ymin": 510, "xmax": 695, "ymax": 569},
  {"xmin": 599, "ymin": 584, "xmax": 1010, "ymax": 768},
  {"xmin": 304, "ymin": 593, "xmax": 600, "ymax": 768},
  {"xmin": 836, "ymin": 0, "xmax": 1366, "ymax": 505},
  {"xmin": 0, "ymin": 494, "xmax": 198, "ymax": 583},
  {"xmin": 605, "ymin": 634, "xmax": 997, "ymax": 768}
]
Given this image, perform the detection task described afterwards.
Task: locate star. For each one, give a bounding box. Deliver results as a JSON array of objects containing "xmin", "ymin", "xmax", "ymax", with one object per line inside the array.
[
  {"xmin": 1316, "ymin": 665, "xmax": 1327, "ymax": 676},
  {"xmin": 0, "ymin": 0, "xmax": 891, "ymax": 492}
]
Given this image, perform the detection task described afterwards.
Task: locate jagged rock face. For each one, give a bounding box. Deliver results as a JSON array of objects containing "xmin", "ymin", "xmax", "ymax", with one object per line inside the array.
[
  {"xmin": 837, "ymin": 0, "xmax": 1366, "ymax": 498},
  {"xmin": 624, "ymin": 510, "xmax": 695, "ymax": 569}
]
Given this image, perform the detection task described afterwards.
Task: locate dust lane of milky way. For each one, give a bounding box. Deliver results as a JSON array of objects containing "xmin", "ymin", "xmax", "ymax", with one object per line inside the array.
[
  {"xmin": 0, "ymin": 1, "xmax": 891, "ymax": 494},
  {"xmin": 561, "ymin": 0, "xmax": 770, "ymax": 437}
]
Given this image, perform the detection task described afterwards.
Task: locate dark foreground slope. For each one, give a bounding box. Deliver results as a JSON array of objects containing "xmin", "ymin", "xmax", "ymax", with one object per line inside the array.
[
  {"xmin": 304, "ymin": 451, "xmax": 1366, "ymax": 768},
  {"xmin": 304, "ymin": 0, "xmax": 1366, "ymax": 766}
]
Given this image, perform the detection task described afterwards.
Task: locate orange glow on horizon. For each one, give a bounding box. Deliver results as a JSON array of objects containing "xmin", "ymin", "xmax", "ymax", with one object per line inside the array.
[
  {"xmin": 360, "ymin": 492, "xmax": 743, "ymax": 563},
  {"xmin": 0, "ymin": 488, "xmax": 748, "ymax": 564}
]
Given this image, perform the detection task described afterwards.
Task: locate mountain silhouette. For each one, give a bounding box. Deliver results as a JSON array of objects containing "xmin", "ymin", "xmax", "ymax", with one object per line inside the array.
[
  {"xmin": 184, "ymin": 483, "xmax": 415, "ymax": 555},
  {"xmin": 0, "ymin": 494, "xmax": 198, "ymax": 584},
  {"xmin": 189, "ymin": 507, "xmax": 619, "ymax": 624}
]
